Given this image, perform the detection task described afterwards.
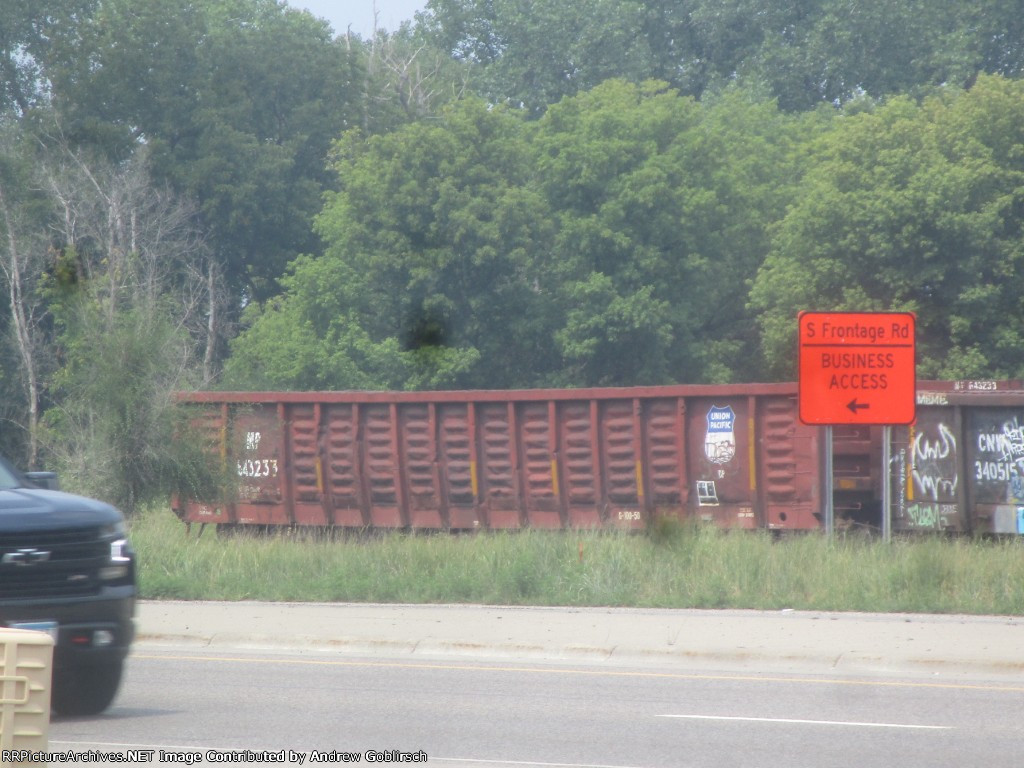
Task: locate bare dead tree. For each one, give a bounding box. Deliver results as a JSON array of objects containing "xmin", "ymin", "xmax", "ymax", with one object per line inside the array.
[
  {"xmin": 28, "ymin": 144, "xmax": 223, "ymax": 508},
  {"xmin": 0, "ymin": 180, "xmax": 46, "ymax": 466},
  {"xmin": 40, "ymin": 145, "xmax": 214, "ymax": 363},
  {"xmin": 366, "ymin": 29, "xmax": 469, "ymax": 122}
]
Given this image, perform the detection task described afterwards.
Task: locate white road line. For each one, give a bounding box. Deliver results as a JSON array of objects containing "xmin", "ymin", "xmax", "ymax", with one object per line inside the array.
[{"xmin": 659, "ymin": 715, "xmax": 952, "ymax": 730}]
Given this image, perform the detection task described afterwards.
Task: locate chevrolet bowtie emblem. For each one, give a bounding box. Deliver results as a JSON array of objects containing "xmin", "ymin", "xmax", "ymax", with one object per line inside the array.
[{"xmin": 2, "ymin": 548, "xmax": 51, "ymax": 566}]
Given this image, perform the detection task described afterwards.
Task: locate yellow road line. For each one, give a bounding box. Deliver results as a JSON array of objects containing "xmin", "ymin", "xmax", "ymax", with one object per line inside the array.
[{"xmin": 132, "ymin": 653, "xmax": 1024, "ymax": 694}]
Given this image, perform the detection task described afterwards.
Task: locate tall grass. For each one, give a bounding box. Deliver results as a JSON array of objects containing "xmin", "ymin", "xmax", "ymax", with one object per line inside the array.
[{"xmin": 130, "ymin": 508, "xmax": 1024, "ymax": 615}]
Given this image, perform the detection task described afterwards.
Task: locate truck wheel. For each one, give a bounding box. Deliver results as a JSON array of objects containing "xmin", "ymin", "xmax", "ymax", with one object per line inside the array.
[{"xmin": 52, "ymin": 660, "xmax": 124, "ymax": 717}]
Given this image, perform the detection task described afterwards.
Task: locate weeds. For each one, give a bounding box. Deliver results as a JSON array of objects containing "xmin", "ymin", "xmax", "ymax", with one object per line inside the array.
[{"xmin": 130, "ymin": 508, "xmax": 1024, "ymax": 615}]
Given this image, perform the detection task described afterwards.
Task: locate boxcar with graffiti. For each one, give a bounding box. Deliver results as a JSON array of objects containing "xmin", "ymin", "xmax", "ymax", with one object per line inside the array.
[
  {"xmin": 170, "ymin": 380, "xmax": 1024, "ymax": 535},
  {"xmin": 891, "ymin": 380, "xmax": 1024, "ymax": 534}
]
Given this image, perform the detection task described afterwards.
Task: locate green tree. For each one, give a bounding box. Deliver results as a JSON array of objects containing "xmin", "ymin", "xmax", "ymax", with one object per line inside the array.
[
  {"xmin": 228, "ymin": 80, "xmax": 822, "ymax": 390},
  {"xmin": 44, "ymin": 304, "xmax": 200, "ymax": 512},
  {"xmin": 225, "ymin": 98, "xmax": 554, "ymax": 390},
  {"xmin": 224, "ymin": 255, "xmax": 415, "ymax": 390},
  {"xmin": 43, "ymin": 0, "xmax": 366, "ymax": 373},
  {"xmin": 420, "ymin": 0, "xmax": 1013, "ymax": 113},
  {"xmin": 420, "ymin": 0, "xmax": 660, "ymax": 115},
  {"xmin": 964, "ymin": 0, "xmax": 1024, "ymax": 80},
  {"xmin": 0, "ymin": 124, "xmax": 55, "ymax": 464},
  {"xmin": 750, "ymin": 75, "xmax": 1024, "ymax": 380},
  {"xmin": 0, "ymin": 0, "xmax": 99, "ymax": 117},
  {"xmin": 533, "ymin": 80, "xmax": 824, "ymax": 384},
  {"xmin": 753, "ymin": 0, "xmax": 974, "ymax": 110},
  {"xmin": 36, "ymin": 145, "xmax": 211, "ymax": 511}
]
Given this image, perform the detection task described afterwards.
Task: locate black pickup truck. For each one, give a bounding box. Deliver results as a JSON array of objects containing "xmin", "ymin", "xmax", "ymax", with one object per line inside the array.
[{"xmin": 0, "ymin": 454, "xmax": 136, "ymax": 716}]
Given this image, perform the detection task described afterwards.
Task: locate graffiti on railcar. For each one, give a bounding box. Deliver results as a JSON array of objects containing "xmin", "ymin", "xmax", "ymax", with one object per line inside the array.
[
  {"xmin": 912, "ymin": 422, "xmax": 958, "ymax": 502},
  {"xmin": 893, "ymin": 414, "xmax": 962, "ymax": 530},
  {"xmin": 905, "ymin": 502, "xmax": 957, "ymax": 529},
  {"xmin": 969, "ymin": 410, "xmax": 1024, "ymax": 504}
]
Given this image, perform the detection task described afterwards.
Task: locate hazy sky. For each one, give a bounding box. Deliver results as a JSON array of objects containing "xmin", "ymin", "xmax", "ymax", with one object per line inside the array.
[{"xmin": 293, "ymin": 0, "xmax": 427, "ymax": 38}]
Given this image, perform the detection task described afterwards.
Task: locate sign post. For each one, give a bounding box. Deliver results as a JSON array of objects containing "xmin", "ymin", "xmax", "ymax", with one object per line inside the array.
[{"xmin": 798, "ymin": 312, "xmax": 916, "ymax": 537}]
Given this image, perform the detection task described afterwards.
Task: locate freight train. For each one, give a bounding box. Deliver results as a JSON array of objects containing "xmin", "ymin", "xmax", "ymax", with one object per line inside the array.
[{"xmin": 171, "ymin": 380, "xmax": 1024, "ymax": 535}]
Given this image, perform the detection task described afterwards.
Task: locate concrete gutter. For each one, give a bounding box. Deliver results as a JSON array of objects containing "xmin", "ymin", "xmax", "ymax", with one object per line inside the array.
[{"xmin": 134, "ymin": 600, "xmax": 1024, "ymax": 680}]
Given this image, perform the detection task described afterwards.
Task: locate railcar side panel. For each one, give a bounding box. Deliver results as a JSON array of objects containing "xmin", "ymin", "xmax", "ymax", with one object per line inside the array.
[
  {"xmin": 324, "ymin": 403, "xmax": 365, "ymax": 527},
  {"xmin": 760, "ymin": 396, "xmax": 819, "ymax": 530},
  {"xmin": 890, "ymin": 405, "xmax": 967, "ymax": 532},
  {"xmin": 887, "ymin": 382, "xmax": 1024, "ymax": 534},
  {"xmin": 638, "ymin": 397, "xmax": 687, "ymax": 516},
  {"xmin": 169, "ymin": 386, "xmax": 825, "ymax": 532},
  {"xmin": 231, "ymin": 405, "xmax": 288, "ymax": 526},
  {"xmin": 964, "ymin": 406, "xmax": 1024, "ymax": 534},
  {"xmin": 686, "ymin": 397, "xmax": 753, "ymax": 528}
]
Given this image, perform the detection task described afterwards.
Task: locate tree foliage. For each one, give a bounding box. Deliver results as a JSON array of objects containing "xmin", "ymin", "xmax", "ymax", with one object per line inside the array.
[
  {"xmin": 226, "ymin": 98, "xmax": 551, "ymax": 389},
  {"xmin": 420, "ymin": 0, "xmax": 1018, "ymax": 112},
  {"xmin": 750, "ymin": 75, "xmax": 1024, "ymax": 379},
  {"xmin": 43, "ymin": 0, "xmax": 365, "ymax": 309},
  {"xmin": 227, "ymin": 81, "xmax": 823, "ymax": 389},
  {"xmin": 0, "ymin": 125, "xmax": 54, "ymax": 463},
  {"xmin": 36, "ymin": 145, "xmax": 211, "ymax": 512},
  {"xmin": 534, "ymin": 81, "xmax": 826, "ymax": 384},
  {"xmin": 420, "ymin": 0, "xmax": 659, "ymax": 115},
  {"xmin": 0, "ymin": 0, "xmax": 99, "ymax": 117}
]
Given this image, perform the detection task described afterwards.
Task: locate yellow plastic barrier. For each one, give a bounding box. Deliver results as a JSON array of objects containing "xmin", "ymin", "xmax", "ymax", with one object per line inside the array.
[{"xmin": 0, "ymin": 628, "xmax": 53, "ymax": 766}]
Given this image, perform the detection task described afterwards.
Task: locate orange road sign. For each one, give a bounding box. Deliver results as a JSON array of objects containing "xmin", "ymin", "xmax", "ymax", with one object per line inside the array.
[{"xmin": 798, "ymin": 311, "xmax": 916, "ymax": 425}]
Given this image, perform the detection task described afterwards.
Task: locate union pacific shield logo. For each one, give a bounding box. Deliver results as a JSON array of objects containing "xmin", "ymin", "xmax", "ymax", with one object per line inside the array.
[{"xmin": 705, "ymin": 406, "xmax": 736, "ymax": 465}]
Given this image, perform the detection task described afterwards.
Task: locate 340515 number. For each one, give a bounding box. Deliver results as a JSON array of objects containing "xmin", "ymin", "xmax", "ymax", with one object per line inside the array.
[{"xmin": 974, "ymin": 460, "xmax": 1016, "ymax": 482}]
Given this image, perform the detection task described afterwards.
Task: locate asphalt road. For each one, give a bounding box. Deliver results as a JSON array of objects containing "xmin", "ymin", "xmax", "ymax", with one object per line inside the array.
[
  {"xmin": 49, "ymin": 645, "xmax": 1024, "ymax": 768},
  {"xmin": 42, "ymin": 602, "xmax": 1024, "ymax": 768}
]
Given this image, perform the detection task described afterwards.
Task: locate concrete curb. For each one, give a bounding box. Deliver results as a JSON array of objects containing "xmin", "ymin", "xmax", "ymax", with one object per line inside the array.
[{"xmin": 134, "ymin": 600, "xmax": 1024, "ymax": 679}]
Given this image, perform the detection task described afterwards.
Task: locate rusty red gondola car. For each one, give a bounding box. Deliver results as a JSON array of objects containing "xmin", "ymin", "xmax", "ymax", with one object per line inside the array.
[{"xmin": 171, "ymin": 380, "xmax": 1024, "ymax": 535}]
